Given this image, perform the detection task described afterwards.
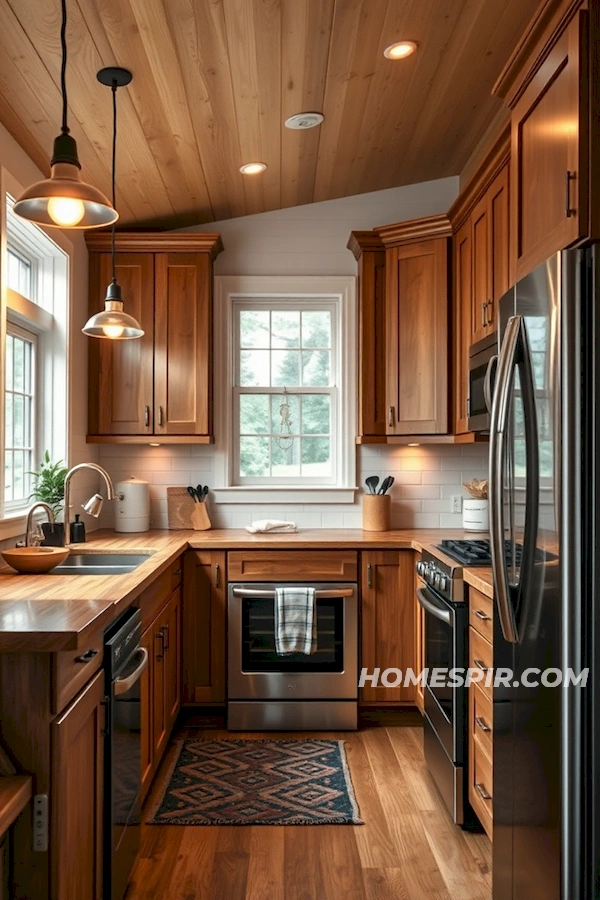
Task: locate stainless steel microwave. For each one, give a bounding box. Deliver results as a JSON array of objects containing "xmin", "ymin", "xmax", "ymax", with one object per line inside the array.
[{"xmin": 468, "ymin": 331, "xmax": 498, "ymax": 432}]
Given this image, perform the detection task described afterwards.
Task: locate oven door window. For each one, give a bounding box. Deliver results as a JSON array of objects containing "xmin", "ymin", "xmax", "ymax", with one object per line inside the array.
[
  {"xmin": 242, "ymin": 598, "xmax": 344, "ymax": 672},
  {"xmin": 424, "ymin": 602, "xmax": 454, "ymax": 723}
]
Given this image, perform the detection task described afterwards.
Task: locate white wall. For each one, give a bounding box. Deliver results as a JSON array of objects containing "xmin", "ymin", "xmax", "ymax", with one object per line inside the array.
[
  {"xmin": 98, "ymin": 178, "xmax": 489, "ymax": 530},
  {"xmin": 0, "ymin": 121, "xmax": 97, "ymax": 545}
]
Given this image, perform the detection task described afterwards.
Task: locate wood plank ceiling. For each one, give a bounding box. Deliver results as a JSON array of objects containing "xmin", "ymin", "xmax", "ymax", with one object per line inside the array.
[{"xmin": 0, "ymin": 0, "xmax": 540, "ymax": 228}]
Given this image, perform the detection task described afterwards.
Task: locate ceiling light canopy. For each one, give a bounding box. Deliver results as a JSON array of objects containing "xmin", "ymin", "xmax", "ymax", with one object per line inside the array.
[
  {"xmin": 239, "ymin": 162, "xmax": 267, "ymax": 175},
  {"xmin": 284, "ymin": 113, "xmax": 324, "ymax": 130},
  {"xmin": 83, "ymin": 68, "xmax": 144, "ymax": 341},
  {"xmin": 14, "ymin": 0, "xmax": 117, "ymax": 229},
  {"xmin": 383, "ymin": 40, "xmax": 417, "ymax": 60}
]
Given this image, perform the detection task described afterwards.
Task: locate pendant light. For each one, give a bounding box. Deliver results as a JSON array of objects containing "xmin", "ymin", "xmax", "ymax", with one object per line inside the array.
[
  {"xmin": 13, "ymin": 0, "xmax": 117, "ymax": 229},
  {"xmin": 82, "ymin": 68, "xmax": 144, "ymax": 340}
]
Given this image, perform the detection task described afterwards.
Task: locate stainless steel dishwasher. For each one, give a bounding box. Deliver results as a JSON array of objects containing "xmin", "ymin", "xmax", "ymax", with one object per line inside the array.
[{"xmin": 103, "ymin": 608, "xmax": 148, "ymax": 900}]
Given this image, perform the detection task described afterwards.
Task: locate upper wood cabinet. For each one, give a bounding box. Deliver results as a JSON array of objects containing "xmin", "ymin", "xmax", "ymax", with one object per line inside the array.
[
  {"xmin": 453, "ymin": 219, "xmax": 472, "ymax": 435},
  {"xmin": 86, "ymin": 232, "xmax": 223, "ymax": 443},
  {"xmin": 347, "ymin": 232, "xmax": 387, "ymax": 439},
  {"xmin": 378, "ymin": 217, "xmax": 451, "ymax": 436},
  {"xmin": 493, "ymin": 1, "xmax": 600, "ymax": 280},
  {"xmin": 471, "ymin": 162, "xmax": 510, "ymax": 344}
]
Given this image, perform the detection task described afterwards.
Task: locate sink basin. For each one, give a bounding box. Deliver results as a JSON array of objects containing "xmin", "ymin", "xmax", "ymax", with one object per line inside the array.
[{"xmin": 51, "ymin": 553, "xmax": 151, "ymax": 576}]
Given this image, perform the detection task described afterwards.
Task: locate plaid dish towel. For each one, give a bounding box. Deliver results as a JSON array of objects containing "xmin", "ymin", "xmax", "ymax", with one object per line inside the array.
[{"xmin": 275, "ymin": 587, "xmax": 317, "ymax": 656}]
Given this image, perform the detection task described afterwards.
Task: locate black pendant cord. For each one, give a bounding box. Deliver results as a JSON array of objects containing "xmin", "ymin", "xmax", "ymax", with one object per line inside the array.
[
  {"xmin": 111, "ymin": 79, "xmax": 117, "ymax": 286},
  {"xmin": 60, "ymin": 0, "xmax": 69, "ymax": 135}
]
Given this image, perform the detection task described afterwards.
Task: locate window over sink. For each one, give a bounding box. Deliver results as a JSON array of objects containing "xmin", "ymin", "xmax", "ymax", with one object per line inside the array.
[{"xmin": 213, "ymin": 275, "xmax": 357, "ymax": 504}]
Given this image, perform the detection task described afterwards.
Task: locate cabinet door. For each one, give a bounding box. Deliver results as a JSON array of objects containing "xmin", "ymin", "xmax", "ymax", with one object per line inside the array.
[
  {"xmin": 51, "ymin": 670, "xmax": 104, "ymax": 900},
  {"xmin": 140, "ymin": 624, "xmax": 154, "ymax": 802},
  {"xmin": 471, "ymin": 195, "xmax": 489, "ymax": 345},
  {"xmin": 183, "ymin": 551, "xmax": 226, "ymax": 703},
  {"xmin": 385, "ymin": 239, "xmax": 449, "ymax": 434},
  {"xmin": 487, "ymin": 163, "xmax": 510, "ymax": 331},
  {"xmin": 152, "ymin": 605, "xmax": 168, "ymax": 762},
  {"xmin": 511, "ymin": 11, "xmax": 588, "ymax": 280},
  {"xmin": 357, "ymin": 245, "xmax": 387, "ymax": 437},
  {"xmin": 154, "ymin": 253, "xmax": 212, "ymax": 436},
  {"xmin": 164, "ymin": 589, "xmax": 181, "ymax": 734},
  {"xmin": 88, "ymin": 252, "xmax": 155, "ymax": 435},
  {"xmin": 453, "ymin": 219, "xmax": 472, "ymax": 434},
  {"xmin": 360, "ymin": 551, "xmax": 415, "ymax": 703}
]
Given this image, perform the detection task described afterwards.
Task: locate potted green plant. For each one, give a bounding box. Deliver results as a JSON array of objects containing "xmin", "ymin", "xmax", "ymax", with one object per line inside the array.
[{"xmin": 28, "ymin": 451, "xmax": 69, "ymax": 546}]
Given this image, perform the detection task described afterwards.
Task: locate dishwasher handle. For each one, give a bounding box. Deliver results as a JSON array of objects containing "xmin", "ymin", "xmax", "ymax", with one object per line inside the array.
[
  {"xmin": 231, "ymin": 587, "xmax": 354, "ymax": 600},
  {"xmin": 114, "ymin": 647, "xmax": 149, "ymax": 696}
]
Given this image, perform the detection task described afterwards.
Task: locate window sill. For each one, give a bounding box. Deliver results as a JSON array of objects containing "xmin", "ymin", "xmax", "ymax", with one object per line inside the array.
[
  {"xmin": 212, "ymin": 486, "xmax": 359, "ymax": 505},
  {"xmin": 0, "ymin": 511, "xmax": 28, "ymax": 542}
]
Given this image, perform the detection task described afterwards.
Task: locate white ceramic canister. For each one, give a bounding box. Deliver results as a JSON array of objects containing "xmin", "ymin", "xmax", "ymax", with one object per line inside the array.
[
  {"xmin": 115, "ymin": 476, "xmax": 150, "ymax": 533},
  {"xmin": 462, "ymin": 498, "xmax": 489, "ymax": 532}
]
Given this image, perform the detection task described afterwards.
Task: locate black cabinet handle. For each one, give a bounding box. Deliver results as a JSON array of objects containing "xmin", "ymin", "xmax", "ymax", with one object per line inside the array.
[
  {"xmin": 565, "ymin": 170, "xmax": 576, "ymax": 218},
  {"xmin": 161, "ymin": 624, "xmax": 170, "ymax": 652},
  {"xmin": 75, "ymin": 649, "xmax": 98, "ymax": 664},
  {"xmin": 215, "ymin": 563, "xmax": 220, "ymax": 589},
  {"xmin": 174, "ymin": 568, "xmax": 182, "ymax": 577},
  {"xmin": 144, "ymin": 405, "xmax": 150, "ymax": 428},
  {"xmin": 367, "ymin": 563, "xmax": 373, "ymax": 589}
]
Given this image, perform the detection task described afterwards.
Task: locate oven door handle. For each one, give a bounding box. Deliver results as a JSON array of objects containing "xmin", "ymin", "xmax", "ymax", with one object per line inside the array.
[
  {"xmin": 416, "ymin": 586, "xmax": 451, "ymax": 625},
  {"xmin": 114, "ymin": 647, "xmax": 148, "ymax": 696},
  {"xmin": 231, "ymin": 587, "xmax": 354, "ymax": 599}
]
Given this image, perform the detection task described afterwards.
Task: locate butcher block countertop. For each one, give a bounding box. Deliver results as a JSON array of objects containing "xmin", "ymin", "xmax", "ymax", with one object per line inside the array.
[
  {"xmin": 464, "ymin": 567, "xmax": 494, "ymax": 599},
  {"xmin": 0, "ymin": 527, "xmax": 488, "ymax": 652}
]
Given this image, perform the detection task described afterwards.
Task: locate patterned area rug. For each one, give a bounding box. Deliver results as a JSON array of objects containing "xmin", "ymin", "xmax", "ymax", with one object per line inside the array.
[{"xmin": 148, "ymin": 739, "xmax": 363, "ymax": 826}]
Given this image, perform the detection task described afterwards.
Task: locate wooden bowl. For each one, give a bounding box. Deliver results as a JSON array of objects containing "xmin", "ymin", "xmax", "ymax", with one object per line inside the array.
[{"xmin": 1, "ymin": 546, "xmax": 70, "ymax": 574}]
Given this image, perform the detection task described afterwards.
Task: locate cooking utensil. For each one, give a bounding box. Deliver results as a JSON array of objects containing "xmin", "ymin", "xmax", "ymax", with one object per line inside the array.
[
  {"xmin": 378, "ymin": 475, "xmax": 394, "ymax": 495},
  {"xmin": 365, "ymin": 476, "xmax": 379, "ymax": 495},
  {"xmin": 200, "ymin": 486, "xmax": 209, "ymax": 503},
  {"xmin": 187, "ymin": 486, "xmax": 199, "ymax": 503}
]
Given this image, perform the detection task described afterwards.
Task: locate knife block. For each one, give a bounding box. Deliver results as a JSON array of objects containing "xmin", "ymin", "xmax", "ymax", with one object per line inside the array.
[{"xmin": 363, "ymin": 494, "xmax": 391, "ymax": 531}]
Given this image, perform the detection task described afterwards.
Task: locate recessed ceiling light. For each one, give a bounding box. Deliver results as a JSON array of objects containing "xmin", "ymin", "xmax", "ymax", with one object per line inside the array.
[
  {"xmin": 239, "ymin": 162, "xmax": 267, "ymax": 175},
  {"xmin": 407, "ymin": 442, "xmax": 421, "ymax": 447},
  {"xmin": 285, "ymin": 113, "xmax": 324, "ymax": 130},
  {"xmin": 383, "ymin": 40, "xmax": 417, "ymax": 60}
]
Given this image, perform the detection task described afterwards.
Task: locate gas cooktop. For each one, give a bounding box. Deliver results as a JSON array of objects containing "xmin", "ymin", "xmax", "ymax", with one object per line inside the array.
[{"xmin": 437, "ymin": 538, "xmax": 514, "ymax": 567}]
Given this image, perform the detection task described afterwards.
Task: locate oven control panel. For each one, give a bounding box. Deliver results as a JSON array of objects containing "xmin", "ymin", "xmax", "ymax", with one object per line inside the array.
[{"xmin": 416, "ymin": 552, "xmax": 463, "ymax": 603}]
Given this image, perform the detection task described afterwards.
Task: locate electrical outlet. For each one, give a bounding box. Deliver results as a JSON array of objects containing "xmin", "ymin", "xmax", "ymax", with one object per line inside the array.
[
  {"xmin": 33, "ymin": 794, "xmax": 48, "ymax": 852},
  {"xmin": 451, "ymin": 495, "xmax": 462, "ymax": 514}
]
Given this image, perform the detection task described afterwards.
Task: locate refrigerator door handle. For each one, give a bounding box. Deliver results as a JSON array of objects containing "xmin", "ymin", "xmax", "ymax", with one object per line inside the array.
[{"xmin": 490, "ymin": 316, "xmax": 520, "ymax": 643}]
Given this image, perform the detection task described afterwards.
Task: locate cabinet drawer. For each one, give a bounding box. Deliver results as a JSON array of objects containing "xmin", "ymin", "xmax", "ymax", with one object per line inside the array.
[
  {"xmin": 227, "ymin": 551, "xmax": 358, "ymax": 582},
  {"xmin": 469, "ymin": 588, "xmax": 493, "ymax": 642},
  {"xmin": 471, "ymin": 682, "xmax": 493, "ymax": 761},
  {"xmin": 137, "ymin": 558, "xmax": 182, "ymax": 630},
  {"xmin": 469, "ymin": 627, "xmax": 493, "ymax": 701},
  {"xmin": 52, "ymin": 624, "xmax": 104, "ymax": 714},
  {"xmin": 470, "ymin": 740, "xmax": 493, "ymax": 839}
]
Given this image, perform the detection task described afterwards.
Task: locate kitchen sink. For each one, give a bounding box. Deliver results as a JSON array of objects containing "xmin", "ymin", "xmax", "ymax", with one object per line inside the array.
[{"xmin": 51, "ymin": 552, "xmax": 152, "ymax": 576}]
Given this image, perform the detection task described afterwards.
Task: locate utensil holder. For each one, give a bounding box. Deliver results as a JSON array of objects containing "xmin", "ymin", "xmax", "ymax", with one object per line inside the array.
[
  {"xmin": 191, "ymin": 502, "xmax": 211, "ymax": 531},
  {"xmin": 167, "ymin": 487, "xmax": 211, "ymax": 530},
  {"xmin": 363, "ymin": 494, "xmax": 391, "ymax": 532}
]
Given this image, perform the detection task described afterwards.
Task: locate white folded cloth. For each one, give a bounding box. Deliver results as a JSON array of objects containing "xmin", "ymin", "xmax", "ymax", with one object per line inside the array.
[
  {"xmin": 275, "ymin": 587, "xmax": 317, "ymax": 656},
  {"xmin": 246, "ymin": 519, "xmax": 297, "ymax": 534}
]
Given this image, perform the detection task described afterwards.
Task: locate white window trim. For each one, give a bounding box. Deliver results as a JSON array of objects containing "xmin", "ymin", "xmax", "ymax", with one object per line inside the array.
[
  {"xmin": 212, "ymin": 275, "xmax": 358, "ymax": 504},
  {"xmin": 0, "ymin": 169, "xmax": 72, "ymax": 532},
  {"xmin": 4, "ymin": 320, "xmax": 37, "ymax": 512}
]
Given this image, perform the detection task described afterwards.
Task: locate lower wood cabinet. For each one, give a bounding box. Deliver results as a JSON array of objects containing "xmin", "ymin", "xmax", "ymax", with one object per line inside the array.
[
  {"xmin": 414, "ymin": 552, "xmax": 425, "ymax": 714},
  {"xmin": 360, "ymin": 550, "xmax": 416, "ymax": 704},
  {"xmin": 468, "ymin": 586, "xmax": 494, "ymax": 840},
  {"xmin": 140, "ymin": 587, "xmax": 181, "ymax": 802},
  {"xmin": 51, "ymin": 670, "xmax": 105, "ymax": 900},
  {"xmin": 182, "ymin": 551, "xmax": 226, "ymax": 704}
]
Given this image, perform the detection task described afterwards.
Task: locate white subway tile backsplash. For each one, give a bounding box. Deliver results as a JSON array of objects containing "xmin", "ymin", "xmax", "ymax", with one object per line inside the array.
[{"xmin": 98, "ymin": 442, "xmax": 489, "ymax": 530}]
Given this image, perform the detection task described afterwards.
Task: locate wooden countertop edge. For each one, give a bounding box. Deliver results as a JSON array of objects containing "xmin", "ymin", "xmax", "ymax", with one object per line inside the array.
[
  {"xmin": 0, "ymin": 529, "xmax": 493, "ymax": 649},
  {"xmin": 0, "ymin": 775, "xmax": 32, "ymax": 838},
  {"xmin": 464, "ymin": 567, "xmax": 494, "ymax": 599}
]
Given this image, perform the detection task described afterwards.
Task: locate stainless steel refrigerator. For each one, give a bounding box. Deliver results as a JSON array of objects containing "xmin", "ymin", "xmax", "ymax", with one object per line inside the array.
[{"xmin": 489, "ymin": 249, "xmax": 598, "ymax": 900}]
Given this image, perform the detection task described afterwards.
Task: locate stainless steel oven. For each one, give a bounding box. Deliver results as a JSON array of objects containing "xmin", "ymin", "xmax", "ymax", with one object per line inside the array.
[
  {"xmin": 228, "ymin": 582, "xmax": 358, "ymax": 731},
  {"xmin": 416, "ymin": 553, "xmax": 468, "ymax": 824},
  {"xmin": 468, "ymin": 331, "xmax": 498, "ymax": 431}
]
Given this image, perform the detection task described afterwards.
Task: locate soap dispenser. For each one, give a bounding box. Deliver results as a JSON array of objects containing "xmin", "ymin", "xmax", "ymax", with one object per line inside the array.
[{"xmin": 70, "ymin": 514, "xmax": 86, "ymax": 544}]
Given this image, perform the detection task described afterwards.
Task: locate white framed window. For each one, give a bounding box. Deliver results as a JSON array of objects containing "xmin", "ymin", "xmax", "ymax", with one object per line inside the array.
[
  {"xmin": 4, "ymin": 323, "xmax": 36, "ymax": 509},
  {"xmin": 213, "ymin": 276, "xmax": 357, "ymax": 504},
  {"xmin": 0, "ymin": 182, "xmax": 70, "ymax": 525}
]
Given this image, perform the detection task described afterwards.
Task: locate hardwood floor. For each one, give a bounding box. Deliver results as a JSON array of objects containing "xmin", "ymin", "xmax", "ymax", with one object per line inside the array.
[{"xmin": 126, "ymin": 712, "xmax": 491, "ymax": 900}]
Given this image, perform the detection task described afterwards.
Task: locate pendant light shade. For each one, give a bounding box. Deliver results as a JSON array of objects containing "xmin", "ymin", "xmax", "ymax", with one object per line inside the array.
[
  {"xmin": 82, "ymin": 67, "xmax": 144, "ymax": 341},
  {"xmin": 14, "ymin": 0, "xmax": 117, "ymax": 230}
]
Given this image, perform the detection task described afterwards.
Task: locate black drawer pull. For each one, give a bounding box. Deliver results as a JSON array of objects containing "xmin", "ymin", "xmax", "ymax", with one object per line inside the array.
[
  {"xmin": 174, "ymin": 568, "xmax": 182, "ymax": 577},
  {"xmin": 75, "ymin": 649, "xmax": 98, "ymax": 664}
]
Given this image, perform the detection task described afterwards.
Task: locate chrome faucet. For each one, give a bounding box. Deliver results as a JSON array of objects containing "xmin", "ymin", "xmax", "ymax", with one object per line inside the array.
[
  {"xmin": 63, "ymin": 463, "xmax": 116, "ymax": 548},
  {"xmin": 18, "ymin": 502, "xmax": 56, "ymax": 547}
]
